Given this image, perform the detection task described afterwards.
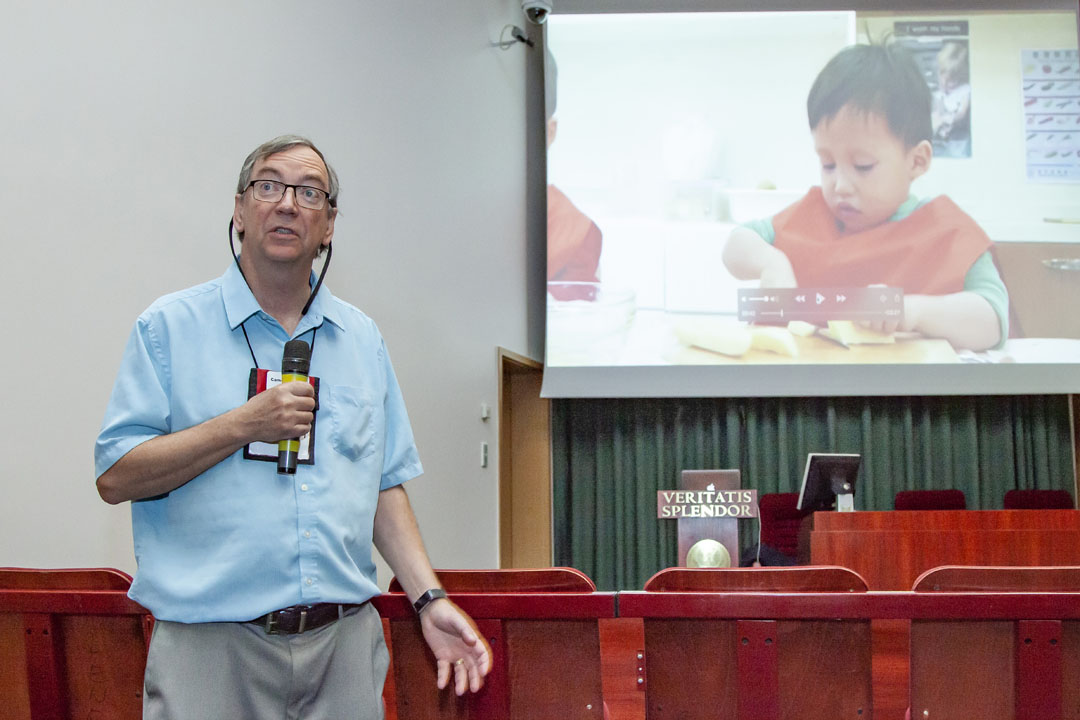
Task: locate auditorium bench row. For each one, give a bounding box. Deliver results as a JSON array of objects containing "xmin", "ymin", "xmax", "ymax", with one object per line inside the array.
[{"xmin": 2, "ymin": 565, "xmax": 1078, "ymax": 720}]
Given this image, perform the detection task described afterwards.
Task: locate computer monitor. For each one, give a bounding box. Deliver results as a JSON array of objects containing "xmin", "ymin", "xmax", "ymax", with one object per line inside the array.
[{"xmin": 797, "ymin": 453, "xmax": 861, "ymax": 513}]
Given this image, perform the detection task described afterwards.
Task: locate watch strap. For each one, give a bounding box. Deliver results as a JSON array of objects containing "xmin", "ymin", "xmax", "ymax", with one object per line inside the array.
[{"xmin": 413, "ymin": 588, "xmax": 447, "ymax": 615}]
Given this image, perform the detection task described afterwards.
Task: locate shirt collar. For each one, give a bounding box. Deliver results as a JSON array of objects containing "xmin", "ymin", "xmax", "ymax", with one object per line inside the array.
[
  {"xmin": 222, "ymin": 261, "xmax": 261, "ymax": 330},
  {"xmin": 221, "ymin": 260, "xmax": 345, "ymax": 333},
  {"xmin": 889, "ymin": 194, "xmax": 921, "ymax": 222},
  {"xmin": 297, "ymin": 272, "xmax": 344, "ymax": 334}
]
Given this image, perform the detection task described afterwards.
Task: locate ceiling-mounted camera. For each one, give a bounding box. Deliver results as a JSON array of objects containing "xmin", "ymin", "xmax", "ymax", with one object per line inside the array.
[{"xmin": 522, "ymin": 0, "xmax": 552, "ymax": 25}]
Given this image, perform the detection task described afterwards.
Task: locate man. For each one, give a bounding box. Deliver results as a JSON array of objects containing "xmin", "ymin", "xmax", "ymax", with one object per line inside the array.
[{"xmin": 95, "ymin": 135, "xmax": 490, "ymax": 718}]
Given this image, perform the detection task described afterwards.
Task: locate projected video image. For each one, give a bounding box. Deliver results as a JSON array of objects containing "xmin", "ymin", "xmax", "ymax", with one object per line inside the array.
[{"xmin": 545, "ymin": 9, "xmax": 1080, "ymax": 382}]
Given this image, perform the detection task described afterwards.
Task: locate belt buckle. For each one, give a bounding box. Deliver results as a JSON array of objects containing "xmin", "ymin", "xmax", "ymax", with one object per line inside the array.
[{"xmin": 263, "ymin": 606, "xmax": 310, "ymax": 635}]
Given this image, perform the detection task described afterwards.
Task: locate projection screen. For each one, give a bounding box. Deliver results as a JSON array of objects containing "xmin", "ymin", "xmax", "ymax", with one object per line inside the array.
[{"xmin": 542, "ymin": 1, "xmax": 1080, "ymax": 397}]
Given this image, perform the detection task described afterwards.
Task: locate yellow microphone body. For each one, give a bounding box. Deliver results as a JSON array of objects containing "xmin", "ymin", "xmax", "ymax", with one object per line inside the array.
[{"xmin": 278, "ymin": 341, "xmax": 312, "ymax": 475}]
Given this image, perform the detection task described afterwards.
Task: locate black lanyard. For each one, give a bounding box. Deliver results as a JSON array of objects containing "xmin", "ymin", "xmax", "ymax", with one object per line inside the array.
[{"xmin": 240, "ymin": 323, "xmax": 317, "ymax": 371}]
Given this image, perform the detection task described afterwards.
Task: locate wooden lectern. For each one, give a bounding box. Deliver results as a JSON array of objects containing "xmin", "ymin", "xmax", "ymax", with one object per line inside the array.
[{"xmin": 677, "ymin": 470, "xmax": 742, "ymax": 567}]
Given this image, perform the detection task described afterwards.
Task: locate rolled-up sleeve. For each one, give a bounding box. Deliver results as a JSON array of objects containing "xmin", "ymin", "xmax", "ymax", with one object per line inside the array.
[
  {"xmin": 95, "ymin": 315, "xmax": 171, "ymax": 479},
  {"xmin": 964, "ymin": 251, "xmax": 1010, "ymax": 349},
  {"xmin": 377, "ymin": 338, "xmax": 423, "ymax": 490}
]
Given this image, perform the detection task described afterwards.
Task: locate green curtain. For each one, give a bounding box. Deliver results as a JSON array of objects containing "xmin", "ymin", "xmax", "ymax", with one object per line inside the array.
[{"xmin": 551, "ymin": 395, "xmax": 1075, "ymax": 591}]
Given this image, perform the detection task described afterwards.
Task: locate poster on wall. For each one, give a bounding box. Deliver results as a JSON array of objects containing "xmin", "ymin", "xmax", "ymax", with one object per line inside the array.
[
  {"xmin": 1022, "ymin": 49, "xmax": 1080, "ymax": 183},
  {"xmin": 894, "ymin": 20, "xmax": 972, "ymax": 159}
]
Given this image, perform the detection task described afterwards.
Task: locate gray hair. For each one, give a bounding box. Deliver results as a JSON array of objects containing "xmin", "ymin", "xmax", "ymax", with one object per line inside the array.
[{"xmin": 235, "ymin": 135, "xmax": 339, "ymax": 244}]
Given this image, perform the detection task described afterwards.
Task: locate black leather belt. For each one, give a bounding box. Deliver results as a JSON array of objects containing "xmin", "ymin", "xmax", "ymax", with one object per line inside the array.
[{"xmin": 249, "ymin": 603, "xmax": 361, "ymax": 635}]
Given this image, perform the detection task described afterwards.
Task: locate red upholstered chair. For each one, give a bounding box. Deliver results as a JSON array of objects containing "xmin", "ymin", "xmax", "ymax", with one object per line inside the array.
[
  {"xmin": 758, "ymin": 492, "xmax": 809, "ymax": 560},
  {"xmin": 894, "ymin": 489, "xmax": 967, "ymax": 511},
  {"xmin": 1003, "ymin": 489, "xmax": 1074, "ymax": 510}
]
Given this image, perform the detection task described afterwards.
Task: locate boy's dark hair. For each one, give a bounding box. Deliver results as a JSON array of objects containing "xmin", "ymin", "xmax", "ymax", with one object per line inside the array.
[{"xmin": 807, "ymin": 43, "xmax": 932, "ymax": 148}]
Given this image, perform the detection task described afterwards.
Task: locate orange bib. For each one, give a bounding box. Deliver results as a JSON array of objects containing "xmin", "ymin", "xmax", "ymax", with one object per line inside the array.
[
  {"xmin": 772, "ymin": 188, "xmax": 990, "ymax": 294},
  {"xmin": 548, "ymin": 185, "xmax": 601, "ymax": 283}
]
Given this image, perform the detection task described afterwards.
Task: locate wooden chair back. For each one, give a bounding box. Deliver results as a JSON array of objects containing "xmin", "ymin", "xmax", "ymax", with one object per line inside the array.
[
  {"xmin": 644, "ymin": 566, "xmax": 867, "ymax": 593},
  {"xmin": 628, "ymin": 566, "xmax": 872, "ymax": 719},
  {"xmin": 388, "ymin": 567, "xmax": 595, "ymax": 594},
  {"xmin": 0, "ymin": 567, "xmax": 150, "ymax": 720},
  {"xmin": 908, "ymin": 565, "xmax": 1080, "ymax": 719},
  {"xmin": 913, "ymin": 565, "xmax": 1080, "ymax": 592},
  {"xmin": 377, "ymin": 568, "xmax": 612, "ymax": 719}
]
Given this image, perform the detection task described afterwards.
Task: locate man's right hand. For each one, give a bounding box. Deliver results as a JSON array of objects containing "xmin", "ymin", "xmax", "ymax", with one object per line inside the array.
[{"xmin": 238, "ymin": 381, "xmax": 316, "ymax": 445}]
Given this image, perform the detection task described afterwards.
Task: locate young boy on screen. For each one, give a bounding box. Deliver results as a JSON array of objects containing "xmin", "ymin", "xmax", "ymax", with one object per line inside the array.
[{"xmin": 722, "ymin": 43, "xmax": 1007, "ymax": 351}]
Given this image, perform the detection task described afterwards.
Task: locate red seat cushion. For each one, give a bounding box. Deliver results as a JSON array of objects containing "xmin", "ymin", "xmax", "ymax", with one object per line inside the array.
[
  {"xmin": 894, "ymin": 489, "xmax": 967, "ymax": 511},
  {"xmin": 758, "ymin": 493, "xmax": 808, "ymax": 557},
  {"xmin": 1003, "ymin": 489, "xmax": 1074, "ymax": 510}
]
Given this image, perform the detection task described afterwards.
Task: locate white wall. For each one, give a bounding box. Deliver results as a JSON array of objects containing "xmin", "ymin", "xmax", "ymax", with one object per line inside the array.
[
  {"xmin": 0, "ymin": 1, "xmax": 536, "ymax": 585},
  {"xmin": 549, "ymin": 11, "xmax": 853, "ymax": 211},
  {"xmin": 861, "ymin": 10, "xmax": 1080, "ymax": 236}
]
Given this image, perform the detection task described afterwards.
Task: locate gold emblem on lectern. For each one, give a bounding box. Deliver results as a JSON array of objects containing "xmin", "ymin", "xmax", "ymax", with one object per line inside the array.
[{"xmin": 686, "ymin": 538, "xmax": 732, "ymax": 568}]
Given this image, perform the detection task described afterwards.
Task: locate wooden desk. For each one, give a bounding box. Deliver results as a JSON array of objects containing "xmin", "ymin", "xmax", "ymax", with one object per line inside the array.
[
  {"xmin": 807, "ymin": 510, "xmax": 1080, "ymax": 717},
  {"xmin": 808, "ymin": 510, "xmax": 1080, "ymax": 590},
  {"xmin": 993, "ymin": 241, "xmax": 1080, "ymax": 339}
]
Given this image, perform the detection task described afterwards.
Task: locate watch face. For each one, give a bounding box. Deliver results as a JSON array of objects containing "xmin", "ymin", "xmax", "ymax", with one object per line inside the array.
[{"xmin": 414, "ymin": 588, "xmax": 447, "ymax": 614}]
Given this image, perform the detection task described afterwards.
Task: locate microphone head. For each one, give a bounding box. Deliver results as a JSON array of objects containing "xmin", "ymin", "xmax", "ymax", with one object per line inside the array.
[{"xmin": 281, "ymin": 339, "xmax": 312, "ymax": 375}]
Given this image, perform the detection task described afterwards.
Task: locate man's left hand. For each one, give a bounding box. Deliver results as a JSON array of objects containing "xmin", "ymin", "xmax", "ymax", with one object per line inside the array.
[{"xmin": 420, "ymin": 598, "xmax": 493, "ymax": 695}]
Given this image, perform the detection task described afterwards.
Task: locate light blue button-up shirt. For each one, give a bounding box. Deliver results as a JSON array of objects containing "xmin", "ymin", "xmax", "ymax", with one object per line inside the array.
[{"xmin": 96, "ymin": 262, "xmax": 423, "ymax": 622}]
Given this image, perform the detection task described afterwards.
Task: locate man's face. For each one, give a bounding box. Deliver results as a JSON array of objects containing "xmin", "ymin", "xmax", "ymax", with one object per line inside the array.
[
  {"xmin": 233, "ymin": 145, "xmax": 336, "ymax": 267},
  {"xmin": 812, "ymin": 106, "xmax": 930, "ymax": 234}
]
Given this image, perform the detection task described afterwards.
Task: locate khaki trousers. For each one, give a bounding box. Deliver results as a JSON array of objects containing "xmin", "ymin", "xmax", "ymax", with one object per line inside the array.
[{"xmin": 143, "ymin": 603, "xmax": 388, "ymax": 720}]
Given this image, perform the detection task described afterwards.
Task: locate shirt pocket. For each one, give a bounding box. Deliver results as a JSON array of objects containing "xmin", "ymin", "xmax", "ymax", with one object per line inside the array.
[{"xmin": 329, "ymin": 385, "xmax": 376, "ymax": 461}]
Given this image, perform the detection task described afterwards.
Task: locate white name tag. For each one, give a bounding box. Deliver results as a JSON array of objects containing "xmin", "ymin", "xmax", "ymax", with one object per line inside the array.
[{"xmin": 242, "ymin": 369, "xmax": 319, "ymax": 465}]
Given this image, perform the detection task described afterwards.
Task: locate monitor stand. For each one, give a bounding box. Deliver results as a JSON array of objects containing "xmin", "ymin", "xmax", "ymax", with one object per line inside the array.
[{"xmin": 831, "ymin": 474, "xmax": 856, "ymax": 512}]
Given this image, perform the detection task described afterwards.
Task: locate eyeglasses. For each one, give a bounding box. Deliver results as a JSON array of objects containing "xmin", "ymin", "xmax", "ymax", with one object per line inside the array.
[{"xmin": 246, "ymin": 180, "xmax": 332, "ymax": 210}]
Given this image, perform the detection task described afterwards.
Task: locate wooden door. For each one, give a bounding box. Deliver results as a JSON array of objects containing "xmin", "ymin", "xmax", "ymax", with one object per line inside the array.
[{"xmin": 498, "ymin": 349, "xmax": 552, "ymax": 569}]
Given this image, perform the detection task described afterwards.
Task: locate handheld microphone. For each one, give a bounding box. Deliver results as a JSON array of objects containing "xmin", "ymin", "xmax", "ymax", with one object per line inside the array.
[{"xmin": 278, "ymin": 339, "xmax": 312, "ymax": 475}]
